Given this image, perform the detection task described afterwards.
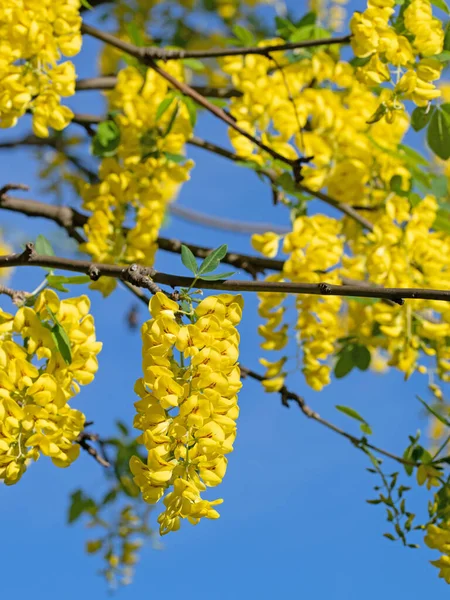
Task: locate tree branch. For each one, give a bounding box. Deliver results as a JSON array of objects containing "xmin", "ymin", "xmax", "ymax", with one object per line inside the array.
[
  {"xmin": 80, "ymin": 23, "xmax": 312, "ymax": 178},
  {"xmin": 2, "ymin": 245, "xmax": 450, "ymax": 303},
  {"xmin": 76, "ymin": 76, "xmax": 242, "ymax": 98},
  {"xmin": 76, "ymin": 430, "xmax": 111, "ymax": 468},
  {"xmin": 241, "ymin": 367, "xmax": 417, "ymax": 467},
  {"xmin": 80, "ymin": 23, "xmax": 351, "ymax": 60},
  {"xmin": 188, "ymin": 136, "xmax": 375, "ymax": 231}
]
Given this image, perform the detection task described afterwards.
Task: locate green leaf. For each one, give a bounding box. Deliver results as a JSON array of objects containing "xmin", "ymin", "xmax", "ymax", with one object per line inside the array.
[
  {"xmin": 445, "ymin": 23, "xmax": 450, "ymax": 51},
  {"xmin": 102, "ymin": 488, "xmax": 118, "ymax": 506},
  {"xmin": 182, "ymin": 96, "xmax": 197, "ymax": 127},
  {"xmin": 164, "ymin": 152, "xmax": 186, "ymax": 164},
  {"xmin": 352, "ymin": 345, "xmax": 371, "ymax": 371},
  {"xmin": 360, "ymin": 423, "xmax": 373, "ymax": 435},
  {"xmin": 432, "ymin": 50, "xmax": 450, "ymax": 62},
  {"xmin": 46, "ymin": 275, "xmax": 90, "ymax": 291},
  {"xmin": 347, "ymin": 296, "xmax": 378, "ymax": 305},
  {"xmin": 390, "ymin": 174, "xmax": 410, "ymax": 197},
  {"xmin": 366, "ymin": 102, "xmax": 387, "ymax": 124},
  {"xmin": 350, "ymin": 54, "xmax": 374, "ymax": 67},
  {"xmin": 417, "ymin": 395, "xmax": 450, "ymax": 427},
  {"xmin": 116, "ymin": 420, "xmax": 129, "ymax": 436},
  {"xmin": 197, "ymin": 244, "xmax": 228, "ymax": 276},
  {"xmin": 68, "ymin": 490, "xmax": 96, "ymax": 524},
  {"xmin": 431, "ymin": 0, "xmax": 449, "ymax": 14},
  {"xmin": 383, "ymin": 533, "xmax": 397, "ymax": 541},
  {"xmin": 80, "ymin": 0, "xmax": 93, "ymax": 8},
  {"xmin": 275, "ymin": 16, "xmax": 296, "ymax": 39},
  {"xmin": 295, "ymin": 11, "xmax": 317, "ymax": 27},
  {"xmin": 232, "ymin": 25, "xmax": 256, "ymax": 47},
  {"xmin": 35, "ymin": 234, "xmax": 54, "ymax": 256},
  {"xmin": 427, "ymin": 107, "xmax": 450, "ymax": 160},
  {"xmin": 91, "ymin": 120, "xmax": 121, "ymax": 158},
  {"xmin": 336, "ymin": 404, "xmax": 368, "ymax": 424},
  {"xmin": 433, "ymin": 208, "xmax": 450, "ymax": 234},
  {"xmin": 411, "ymin": 105, "xmax": 435, "ymax": 132},
  {"xmin": 156, "ymin": 94, "xmax": 175, "ymax": 121},
  {"xmin": 431, "ymin": 175, "xmax": 448, "ymax": 199},
  {"xmin": 198, "ymin": 271, "xmax": 236, "ymax": 281},
  {"xmin": 126, "ymin": 22, "xmax": 144, "ymax": 46},
  {"xmin": 47, "ymin": 307, "xmax": 72, "ymax": 365},
  {"xmin": 334, "ymin": 350, "xmax": 354, "ymax": 378},
  {"xmin": 181, "ymin": 244, "xmax": 198, "ymax": 274},
  {"xmin": 366, "ymin": 498, "xmax": 382, "ymax": 504},
  {"xmin": 182, "ymin": 58, "xmax": 205, "ymax": 72},
  {"xmin": 163, "ymin": 102, "xmax": 180, "ymax": 137}
]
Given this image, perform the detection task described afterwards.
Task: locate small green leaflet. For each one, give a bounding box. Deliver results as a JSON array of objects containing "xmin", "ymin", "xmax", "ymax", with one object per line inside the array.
[
  {"xmin": 46, "ymin": 274, "xmax": 91, "ymax": 293},
  {"xmin": 417, "ymin": 395, "xmax": 450, "ymax": 427},
  {"xmin": 198, "ymin": 271, "xmax": 236, "ymax": 281},
  {"xmin": 366, "ymin": 102, "xmax": 387, "ymax": 124},
  {"xmin": 156, "ymin": 94, "xmax": 176, "ymax": 121},
  {"xmin": 91, "ymin": 120, "xmax": 121, "ymax": 158},
  {"xmin": 427, "ymin": 104, "xmax": 450, "ymax": 160},
  {"xmin": 80, "ymin": 0, "xmax": 93, "ymax": 8},
  {"xmin": 182, "ymin": 97, "xmax": 197, "ymax": 128},
  {"xmin": 126, "ymin": 22, "xmax": 144, "ymax": 46},
  {"xmin": 430, "ymin": 0, "xmax": 450, "ymax": 14},
  {"xmin": 164, "ymin": 152, "xmax": 186, "ymax": 164},
  {"xmin": 35, "ymin": 234, "xmax": 54, "ymax": 256},
  {"xmin": 46, "ymin": 307, "xmax": 72, "ymax": 365},
  {"xmin": 336, "ymin": 405, "xmax": 372, "ymax": 435},
  {"xmin": 181, "ymin": 244, "xmax": 198, "ymax": 274},
  {"xmin": 68, "ymin": 490, "xmax": 97, "ymax": 524},
  {"xmin": 232, "ymin": 25, "xmax": 256, "ymax": 47},
  {"xmin": 410, "ymin": 105, "xmax": 435, "ymax": 132},
  {"xmin": 198, "ymin": 244, "xmax": 228, "ymax": 275},
  {"xmin": 182, "ymin": 58, "xmax": 205, "ymax": 72},
  {"xmin": 352, "ymin": 345, "xmax": 371, "ymax": 371}
]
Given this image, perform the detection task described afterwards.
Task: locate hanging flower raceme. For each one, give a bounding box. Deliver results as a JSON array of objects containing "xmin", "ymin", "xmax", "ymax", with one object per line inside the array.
[
  {"xmin": 350, "ymin": 0, "xmax": 444, "ymax": 118},
  {"xmin": 253, "ymin": 215, "xmax": 344, "ymax": 392},
  {"xmin": 78, "ymin": 66, "xmax": 194, "ymax": 296},
  {"xmin": 0, "ymin": 290, "xmax": 102, "ymax": 484},
  {"xmin": 0, "ymin": 0, "xmax": 82, "ymax": 136},
  {"xmin": 130, "ymin": 292, "xmax": 243, "ymax": 535}
]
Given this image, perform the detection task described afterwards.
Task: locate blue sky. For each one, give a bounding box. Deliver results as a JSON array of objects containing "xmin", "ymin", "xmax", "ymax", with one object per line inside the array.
[{"xmin": 0, "ymin": 1, "xmax": 449, "ymax": 598}]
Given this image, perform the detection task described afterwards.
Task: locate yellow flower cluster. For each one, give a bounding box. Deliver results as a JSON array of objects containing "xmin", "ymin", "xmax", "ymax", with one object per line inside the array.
[
  {"xmin": 130, "ymin": 292, "xmax": 243, "ymax": 535},
  {"xmin": 346, "ymin": 195, "xmax": 450, "ymax": 381},
  {"xmin": 221, "ymin": 46, "xmax": 412, "ymax": 201},
  {"xmin": 0, "ymin": 0, "xmax": 81, "ymax": 137},
  {"xmin": 253, "ymin": 215, "xmax": 343, "ymax": 391},
  {"xmin": 350, "ymin": 0, "xmax": 444, "ymax": 113},
  {"xmin": 425, "ymin": 523, "xmax": 450, "ymax": 583},
  {"xmin": 0, "ymin": 290, "xmax": 101, "ymax": 484},
  {"xmin": 79, "ymin": 66, "xmax": 194, "ymax": 296}
]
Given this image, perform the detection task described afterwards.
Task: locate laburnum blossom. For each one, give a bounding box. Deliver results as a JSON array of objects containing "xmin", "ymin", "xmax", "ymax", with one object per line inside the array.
[
  {"xmin": 0, "ymin": 0, "xmax": 82, "ymax": 136},
  {"xmin": 130, "ymin": 292, "xmax": 243, "ymax": 535},
  {"xmin": 0, "ymin": 290, "xmax": 101, "ymax": 484},
  {"xmin": 77, "ymin": 66, "xmax": 194, "ymax": 296}
]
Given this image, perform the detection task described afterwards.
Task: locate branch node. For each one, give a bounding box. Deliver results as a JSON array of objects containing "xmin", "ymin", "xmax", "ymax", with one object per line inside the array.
[
  {"xmin": 0, "ymin": 183, "xmax": 30, "ymax": 198},
  {"xmin": 318, "ymin": 282, "xmax": 331, "ymax": 295},
  {"xmin": 23, "ymin": 242, "xmax": 36, "ymax": 260},
  {"xmin": 88, "ymin": 264, "xmax": 101, "ymax": 281}
]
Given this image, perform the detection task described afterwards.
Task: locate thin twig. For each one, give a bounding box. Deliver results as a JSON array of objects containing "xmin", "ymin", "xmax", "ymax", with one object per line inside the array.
[
  {"xmin": 2, "ymin": 245, "xmax": 450, "ymax": 303},
  {"xmin": 169, "ymin": 204, "xmax": 290, "ymax": 235},
  {"xmin": 241, "ymin": 367, "xmax": 417, "ymax": 467},
  {"xmin": 76, "ymin": 431, "xmax": 111, "ymax": 467},
  {"xmin": 76, "ymin": 76, "xmax": 242, "ymax": 98},
  {"xmin": 0, "ymin": 284, "xmax": 30, "ymax": 305},
  {"xmin": 80, "ymin": 23, "xmax": 351, "ymax": 60},
  {"xmin": 80, "ymin": 23, "xmax": 312, "ymax": 179}
]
